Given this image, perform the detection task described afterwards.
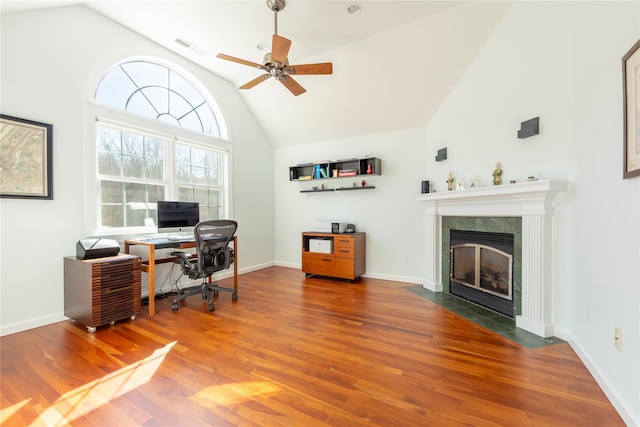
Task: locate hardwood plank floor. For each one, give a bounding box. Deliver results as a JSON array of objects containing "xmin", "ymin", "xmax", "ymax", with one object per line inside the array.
[{"xmin": 1, "ymin": 266, "xmax": 624, "ymax": 426}]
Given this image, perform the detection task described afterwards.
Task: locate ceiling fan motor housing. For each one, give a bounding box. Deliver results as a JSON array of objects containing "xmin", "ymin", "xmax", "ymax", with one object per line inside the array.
[{"xmin": 267, "ymin": 0, "xmax": 286, "ymax": 12}]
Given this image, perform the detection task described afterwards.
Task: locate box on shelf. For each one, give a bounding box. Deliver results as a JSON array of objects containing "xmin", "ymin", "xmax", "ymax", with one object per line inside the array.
[
  {"xmin": 338, "ymin": 169, "xmax": 358, "ymax": 177},
  {"xmin": 309, "ymin": 238, "xmax": 332, "ymax": 254}
]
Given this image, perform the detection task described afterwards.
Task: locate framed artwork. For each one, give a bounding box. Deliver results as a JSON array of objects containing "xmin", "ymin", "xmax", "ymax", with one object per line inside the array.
[
  {"xmin": 0, "ymin": 114, "xmax": 53, "ymax": 199},
  {"xmin": 623, "ymin": 39, "xmax": 640, "ymax": 179}
]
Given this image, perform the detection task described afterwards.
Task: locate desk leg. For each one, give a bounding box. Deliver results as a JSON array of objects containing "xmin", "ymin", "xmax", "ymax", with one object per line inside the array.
[
  {"xmin": 148, "ymin": 245, "xmax": 155, "ymax": 316},
  {"xmin": 234, "ymin": 236, "xmax": 238, "ymax": 292}
]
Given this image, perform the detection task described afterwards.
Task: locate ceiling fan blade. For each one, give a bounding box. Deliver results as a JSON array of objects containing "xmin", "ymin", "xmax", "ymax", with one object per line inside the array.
[
  {"xmin": 216, "ymin": 53, "xmax": 266, "ymax": 70},
  {"xmin": 286, "ymin": 62, "xmax": 333, "ymax": 75},
  {"xmin": 279, "ymin": 75, "xmax": 306, "ymax": 96},
  {"xmin": 239, "ymin": 74, "xmax": 272, "ymax": 90},
  {"xmin": 271, "ymin": 34, "xmax": 291, "ymax": 66}
]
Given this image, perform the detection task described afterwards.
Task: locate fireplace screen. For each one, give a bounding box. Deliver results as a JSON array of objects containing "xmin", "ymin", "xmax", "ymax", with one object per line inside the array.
[{"xmin": 450, "ymin": 244, "xmax": 512, "ymax": 299}]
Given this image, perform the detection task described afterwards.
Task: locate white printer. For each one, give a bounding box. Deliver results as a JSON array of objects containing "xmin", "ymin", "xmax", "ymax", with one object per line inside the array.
[{"xmin": 309, "ymin": 222, "xmax": 348, "ymax": 233}]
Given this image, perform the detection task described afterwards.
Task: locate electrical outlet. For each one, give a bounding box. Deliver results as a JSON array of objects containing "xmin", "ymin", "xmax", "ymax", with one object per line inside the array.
[
  {"xmin": 403, "ymin": 253, "xmax": 411, "ymax": 263},
  {"xmin": 614, "ymin": 327, "xmax": 622, "ymax": 351}
]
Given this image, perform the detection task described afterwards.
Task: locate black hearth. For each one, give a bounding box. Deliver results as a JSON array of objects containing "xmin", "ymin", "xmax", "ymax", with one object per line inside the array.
[{"xmin": 449, "ymin": 229, "xmax": 514, "ymax": 317}]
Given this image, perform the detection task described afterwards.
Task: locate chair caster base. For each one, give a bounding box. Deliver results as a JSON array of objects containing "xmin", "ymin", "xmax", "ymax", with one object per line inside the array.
[
  {"xmin": 172, "ymin": 302, "xmax": 179, "ymax": 311},
  {"xmin": 208, "ymin": 303, "xmax": 215, "ymax": 312}
]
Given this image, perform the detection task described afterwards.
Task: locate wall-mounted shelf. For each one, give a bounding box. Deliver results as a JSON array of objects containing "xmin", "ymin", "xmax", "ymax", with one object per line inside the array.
[
  {"xmin": 336, "ymin": 186, "xmax": 375, "ymax": 191},
  {"xmin": 300, "ymin": 186, "xmax": 375, "ymax": 193},
  {"xmin": 301, "ymin": 189, "xmax": 335, "ymax": 193},
  {"xmin": 290, "ymin": 157, "xmax": 381, "ymax": 181}
]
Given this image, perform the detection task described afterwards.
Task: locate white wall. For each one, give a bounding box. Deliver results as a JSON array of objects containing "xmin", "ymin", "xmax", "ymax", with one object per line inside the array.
[
  {"xmin": 275, "ymin": 1, "xmax": 639, "ymax": 424},
  {"xmin": 275, "ymin": 127, "xmax": 430, "ymax": 284},
  {"xmin": 0, "ymin": 6, "xmax": 274, "ymax": 334}
]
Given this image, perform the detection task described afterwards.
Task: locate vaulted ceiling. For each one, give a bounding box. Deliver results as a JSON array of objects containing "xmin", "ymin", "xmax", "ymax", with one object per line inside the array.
[{"xmin": 1, "ymin": 1, "xmax": 512, "ymax": 146}]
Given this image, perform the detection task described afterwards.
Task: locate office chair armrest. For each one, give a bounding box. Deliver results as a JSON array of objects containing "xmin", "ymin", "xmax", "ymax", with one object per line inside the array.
[{"xmin": 171, "ymin": 251, "xmax": 191, "ymax": 264}]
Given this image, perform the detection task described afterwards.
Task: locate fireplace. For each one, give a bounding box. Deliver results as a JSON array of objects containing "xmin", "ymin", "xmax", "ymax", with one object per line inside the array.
[
  {"xmin": 449, "ymin": 229, "xmax": 514, "ymax": 317},
  {"xmin": 416, "ymin": 179, "xmax": 568, "ymax": 338}
]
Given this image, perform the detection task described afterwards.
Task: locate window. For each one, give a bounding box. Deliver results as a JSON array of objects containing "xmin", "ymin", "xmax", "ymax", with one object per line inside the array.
[{"xmin": 93, "ymin": 59, "xmax": 229, "ymax": 235}]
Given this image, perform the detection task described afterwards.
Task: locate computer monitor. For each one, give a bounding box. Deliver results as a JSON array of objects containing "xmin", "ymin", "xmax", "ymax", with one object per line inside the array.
[{"xmin": 156, "ymin": 201, "xmax": 200, "ymax": 235}]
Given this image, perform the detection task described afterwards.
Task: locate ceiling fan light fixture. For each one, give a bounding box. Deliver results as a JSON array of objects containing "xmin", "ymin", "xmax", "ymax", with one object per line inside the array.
[
  {"xmin": 347, "ymin": 4, "xmax": 361, "ymax": 14},
  {"xmin": 257, "ymin": 42, "xmax": 268, "ymax": 50}
]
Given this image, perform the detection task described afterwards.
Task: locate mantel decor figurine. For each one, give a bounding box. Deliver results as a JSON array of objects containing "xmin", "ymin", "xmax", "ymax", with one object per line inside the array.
[
  {"xmin": 446, "ymin": 171, "xmax": 454, "ymax": 191},
  {"xmin": 492, "ymin": 162, "xmax": 503, "ymax": 185}
]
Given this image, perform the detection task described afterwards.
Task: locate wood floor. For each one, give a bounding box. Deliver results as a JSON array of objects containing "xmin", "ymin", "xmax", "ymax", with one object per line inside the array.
[{"xmin": 1, "ymin": 266, "xmax": 624, "ymax": 426}]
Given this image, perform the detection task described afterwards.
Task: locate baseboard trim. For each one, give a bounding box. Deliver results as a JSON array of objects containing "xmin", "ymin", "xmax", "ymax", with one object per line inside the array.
[
  {"xmin": 0, "ymin": 313, "xmax": 68, "ymax": 337},
  {"xmin": 557, "ymin": 327, "xmax": 639, "ymax": 427}
]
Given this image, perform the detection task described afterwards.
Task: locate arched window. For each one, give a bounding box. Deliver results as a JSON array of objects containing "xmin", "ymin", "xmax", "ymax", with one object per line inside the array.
[
  {"xmin": 96, "ymin": 60, "xmax": 221, "ymax": 136},
  {"xmin": 92, "ymin": 59, "xmax": 230, "ymax": 234}
]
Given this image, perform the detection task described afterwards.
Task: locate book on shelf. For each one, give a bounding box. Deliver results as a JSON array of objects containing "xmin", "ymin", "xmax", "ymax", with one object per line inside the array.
[
  {"xmin": 338, "ymin": 169, "xmax": 358, "ymax": 177},
  {"xmin": 298, "ymin": 175, "xmax": 312, "ymax": 180}
]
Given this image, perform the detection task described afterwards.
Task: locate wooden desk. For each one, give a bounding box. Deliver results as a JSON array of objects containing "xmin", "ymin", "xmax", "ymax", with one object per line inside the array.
[{"xmin": 124, "ymin": 236, "xmax": 237, "ymax": 316}]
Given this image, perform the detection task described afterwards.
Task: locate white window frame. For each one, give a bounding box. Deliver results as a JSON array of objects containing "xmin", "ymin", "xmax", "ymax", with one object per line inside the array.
[{"xmin": 85, "ymin": 102, "xmax": 233, "ymax": 238}]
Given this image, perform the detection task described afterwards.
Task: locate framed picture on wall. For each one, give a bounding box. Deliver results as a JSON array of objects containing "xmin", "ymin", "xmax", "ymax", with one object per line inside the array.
[
  {"xmin": 0, "ymin": 114, "xmax": 53, "ymax": 199},
  {"xmin": 622, "ymin": 39, "xmax": 640, "ymax": 179}
]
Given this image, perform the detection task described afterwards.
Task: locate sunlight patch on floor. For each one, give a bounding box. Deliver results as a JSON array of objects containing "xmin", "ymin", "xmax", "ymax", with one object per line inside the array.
[
  {"xmin": 191, "ymin": 381, "xmax": 282, "ymax": 406},
  {"xmin": 0, "ymin": 399, "xmax": 32, "ymax": 424},
  {"xmin": 28, "ymin": 341, "xmax": 176, "ymax": 426}
]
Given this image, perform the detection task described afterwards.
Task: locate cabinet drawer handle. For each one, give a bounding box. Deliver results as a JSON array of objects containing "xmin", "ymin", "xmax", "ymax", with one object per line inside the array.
[
  {"xmin": 322, "ymin": 258, "xmax": 332, "ymax": 262},
  {"xmin": 338, "ymin": 250, "xmax": 349, "ymax": 254}
]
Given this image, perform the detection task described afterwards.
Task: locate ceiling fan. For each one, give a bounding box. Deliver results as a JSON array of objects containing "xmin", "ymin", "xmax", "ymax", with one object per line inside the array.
[{"xmin": 216, "ymin": 0, "xmax": 333, "ymax": 96}]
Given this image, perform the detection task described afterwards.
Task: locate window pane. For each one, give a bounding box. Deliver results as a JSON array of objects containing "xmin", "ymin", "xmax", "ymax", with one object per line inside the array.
[
  {"xmin": 146, "ymin": 159, "xmax": 163, "ymax": 180},
  {"xmin": 170, "ymin": 70, "xmax": 205, "ymax": 105},
  {"xmin": 126, "ymin": 204, "xmax": 147, "ymax": 227},
  {"xmin": 101, "ymin": 180, "xmax": 123, "ymax": 203},
  {"xmin": 179, "ymin": 110, "xmax": 205, "ymax": 134},
  {"xmin": 102, "ymin": 205, "xmax": 124, "ymax": 227},
  {"xmin": 95, "ymin": 68, "xmax": 138, "ymax": 110},
  {"xmin": 193, "ymin": 187, "xmax": 207, "ymax": 203},
  {"xmin": 177, "ymin": 186, "xmax": 193, "ymax": 201},
  {"xmin": 175, "ymin": 164, "xmax": 188, "ymax": 183},
  {"xmin": 144, "ymin": 137, "xmax": 163, "ymax": 160},
  {"xmin": 191, "ymin": 167, "xmax": 206, "ymax": 185},
  {"xmin": 191, "ymin": 147, "xmax": 206, "ymax": 167},
  {"xmin": 123, "ymin": 155, "xmax": 144, "ymax": 178},
  {"xmin": 122, "ymin": 132, "xmax": 143, "ymax": 157},
  {"xmin": 125, "ymin": 182, "xmax": 146, "ymax": 203},
  {"xmin": 98, "ymin": 152, "xmax": 122, "ymax": 176},
  {"xmin": 175, "ymin": 144, "xmax": 190, "ymax": 166},
  {"xmin": 143, "ymin": 86, "xmax": 169, "ymax": 115},
  {"xmin": 195, "ymin": 104, "xmax": 219, "ymax": 136},
  {"xmin": 147, "ymin": 184, "xmax": 165, "ymax": 203},
  {"xmin": 97, "ymin": 127, "xmax": 121, "ymax": 153},
  {"xmin": 127, "ymin": 91, "xmax": 159, "ymax": 118},
  {"xmin": 121, "ymin": 61, "xmax": 168, "ymax": 88},
  {"xmin": 209, "ymin": 188, "xmax": 221, "ymax": 207}
]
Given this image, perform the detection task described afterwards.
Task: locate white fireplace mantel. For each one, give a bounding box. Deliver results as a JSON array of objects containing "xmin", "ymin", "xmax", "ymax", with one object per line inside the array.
[{"xmin": 416, "ymin": 179, "xmax": 569, "ymax": 338}]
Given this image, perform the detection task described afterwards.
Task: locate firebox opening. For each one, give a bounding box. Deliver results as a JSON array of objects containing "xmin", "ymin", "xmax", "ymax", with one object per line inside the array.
[{"xmin": 450, "ymin": 230, "xmax": 514, "ymax": 317}]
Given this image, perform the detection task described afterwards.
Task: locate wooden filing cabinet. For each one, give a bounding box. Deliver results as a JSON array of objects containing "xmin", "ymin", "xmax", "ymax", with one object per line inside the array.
[
  {"xmin": 64, "ymin": 254, "xmax": 141, "ymax": 332},
  {"xmin": 302, "ymin": 232, "xmax": 365, "ymax": 281}
]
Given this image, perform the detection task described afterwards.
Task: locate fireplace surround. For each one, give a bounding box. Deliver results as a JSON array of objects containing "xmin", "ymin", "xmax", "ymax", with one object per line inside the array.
[{"xmin": 417, "ymin": 179, "xmax": 568, "ymax": 338}]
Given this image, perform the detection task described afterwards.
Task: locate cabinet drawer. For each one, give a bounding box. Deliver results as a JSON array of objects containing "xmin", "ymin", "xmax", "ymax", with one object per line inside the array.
[
  {"xmin": 333, "ymin": 236, "xmax": 354, "ymax": 258},
  {"xmin": 332, "ymin": 257, "xmax": 355, "ymax": 279},
  {"xmin": 302, "ymin": 253, "xmax": 355, "ymax": 279},
  {"xmin": 302, "ymin": 253, "xmax": 336, "ymax": 276}
]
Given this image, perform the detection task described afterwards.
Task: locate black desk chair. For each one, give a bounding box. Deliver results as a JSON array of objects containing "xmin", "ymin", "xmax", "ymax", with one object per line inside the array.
[{"xmin": 170, "ymin": 220, "xmax": 238, "ymax": 312}]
